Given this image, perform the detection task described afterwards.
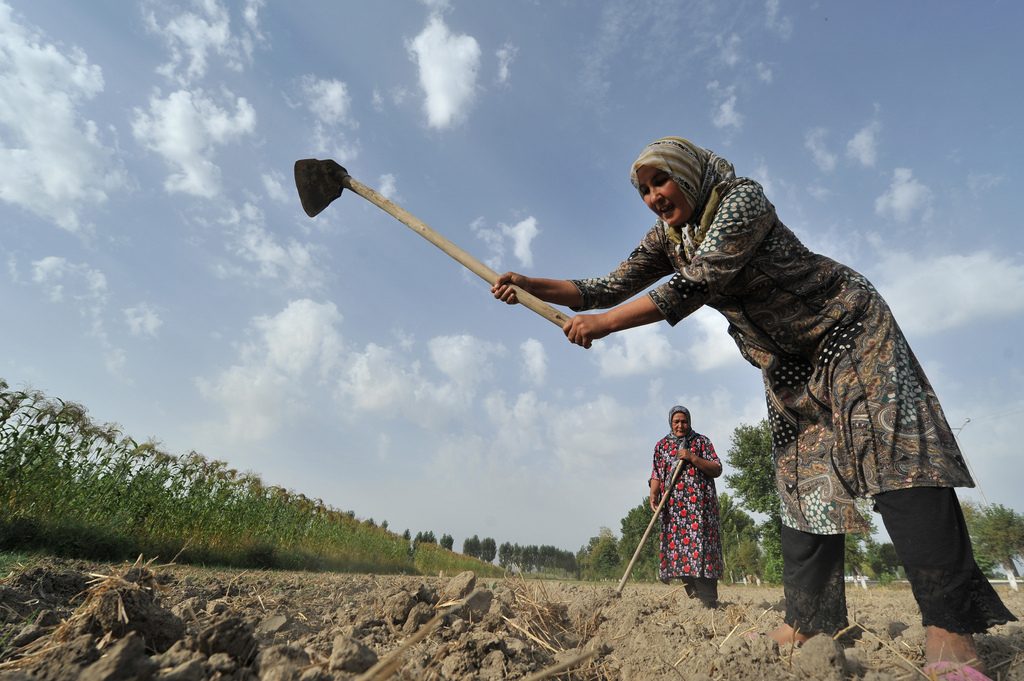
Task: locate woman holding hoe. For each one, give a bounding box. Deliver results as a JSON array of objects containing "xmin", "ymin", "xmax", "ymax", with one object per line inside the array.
[
  {"xmin": 492, "ymin": 136, "xmax": 1015, "ymax": 678},
  {"xmin": 651, "ymin": 405, "xmax": 723, "ymax": 608}
]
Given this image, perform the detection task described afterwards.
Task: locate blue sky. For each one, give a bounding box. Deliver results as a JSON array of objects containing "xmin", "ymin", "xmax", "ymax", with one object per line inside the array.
[{"xmin": 2, "ymin": 0, "xmax": 1022, "ymax": 554}]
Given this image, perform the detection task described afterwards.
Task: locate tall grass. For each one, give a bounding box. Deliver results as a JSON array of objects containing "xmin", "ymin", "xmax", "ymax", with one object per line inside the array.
[{"xmin": 0, "ymin": 380, "xmax": 500, "ymax": 577}]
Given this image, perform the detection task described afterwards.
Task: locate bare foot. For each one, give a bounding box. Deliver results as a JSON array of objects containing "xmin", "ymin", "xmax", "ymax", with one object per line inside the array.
[
  {"xmin": 925, "ymin": 626, "xmax": 985, "ymax": 673},
  {"xmin": 767, "ymin": 623, "xmax": 814, "ymax": 647}
]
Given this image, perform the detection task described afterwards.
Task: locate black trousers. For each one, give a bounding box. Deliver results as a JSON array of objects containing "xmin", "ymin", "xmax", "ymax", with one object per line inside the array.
[
  {"xmin": 680, "ymin": 577, "xmax": 718, "ymax": 608},
  {"xmin": 782, "ymin": 487, "xmax": 1016, "ymax": 635}
]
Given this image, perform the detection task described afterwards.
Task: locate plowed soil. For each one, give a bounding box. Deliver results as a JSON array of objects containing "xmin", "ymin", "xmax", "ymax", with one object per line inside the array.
[{"xmin": 0, "ymin": 557, "xmax": 1020, "ymax": 680}]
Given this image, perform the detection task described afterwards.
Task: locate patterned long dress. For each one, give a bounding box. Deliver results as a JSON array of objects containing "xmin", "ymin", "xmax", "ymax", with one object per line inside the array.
[
  {"xmin": 652, "ymin": 432, "xmax": 723, "ymax": 581},
  {"xmin": 573, "ymin": 178, "xmax": 974, "ymax": 535}
]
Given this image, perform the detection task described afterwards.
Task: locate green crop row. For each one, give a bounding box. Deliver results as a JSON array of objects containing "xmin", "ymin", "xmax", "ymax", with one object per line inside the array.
[{"xmin": 0, "ymin": 380, "xmax": 500, "ymax": 577}]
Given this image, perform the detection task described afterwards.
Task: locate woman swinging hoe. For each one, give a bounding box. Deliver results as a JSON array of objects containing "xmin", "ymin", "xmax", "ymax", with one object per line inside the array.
[{"xmin": 492, "ymin": 136, "xmax": 1016, "ymax": 678}]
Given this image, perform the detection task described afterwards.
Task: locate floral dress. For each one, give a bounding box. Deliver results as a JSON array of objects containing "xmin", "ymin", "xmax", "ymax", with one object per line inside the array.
[
  {"xmin": 574, "ymin": 178, "xmax": 974, "ymax": 535},
  {"xmin": 652, "ymin": 432, "xmax": 723, "ymax": 581}
]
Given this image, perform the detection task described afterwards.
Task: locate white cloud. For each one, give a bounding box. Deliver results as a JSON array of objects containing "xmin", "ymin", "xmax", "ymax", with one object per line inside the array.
[
  {"xmin": 218, "ymin": 202, "xmax": 324, "ymax": 290},
  {"xmin": 846, "ymin": 120, "xmax": 881, "ymax": 167},
  {"xmin": 688, "ymin": 307, "xmax": 743, "ymax": 371},
  {"xmin": 874, "ymin": 167, "xmax": 932, "ymax": 223},
  {"xmin": 145, "ymin": 0, "xmax": 264, "ymax": 85},
  {"xmin": 299, "ymin": 75, "xmax": 359, "ymax": 162},
  {"xmin": 805, "ymin": 127, "xmax": 836, "ymax": 173},
  {"xmin": 337, "ymin": 343, "xmax": 418, "ymax": 413},
  {"xmin": 594, "ymin": 325, "xmax": 680, "ymax": 378},
  {"xmin": 407, "ymin": 15, "xmax": 481, "ymax": 129},
  {"xmin": 707, "ymin": 81, "xmax": 743, "ymax": 131},
  {"xmin": 718, "ymin": 33, "xmax": 742, "ymax": 67},
  {"xmin": 482, "ymin": 390, "xmax": 549, "ymax": 458},
  {"xmin": 874, "ymin": 250, "xmax": 1024, "ymax": 335},
  {"xmin": 765, "ymin": 0, "xmax": 793, "ymax": 39},
  {"xmin": 124, "ymin": 304, "xmax": 163, "ymax": 337},
  {"xmin": 132, "ymin": 88, "xmax": 256, "ymax": 198},
  {"xmin": 31, "ymin": 256, "xmax": 106, "ymax": 305},
  {"xmin": 378, "ymin": 173, "xmax": 398, "ymax": 200},
  {"xmin": 967, "ymin": 172, "xmax": 1004, "ymax": 198},
  {"xmin": 471, "ymin": 215, "xmax": 539, "ymax": 270},
  {"xmin": 197, "ymin": 299, "xmax": 344, "ymax": 440},
  {"xmin": 335, "ymin": 333, "xmax": 505, "ymax": 429},
  {"xmin": 750, "ymin": 160, "xmax": 776, "ymax": 198},
  {"xmin": 301, "ymin": 76, "xmax": 352, "ymax": 125},
  {"xmin": 755, "ymin": 62, "xmax": 773, "ymax": 83},
  {"xmin": 261, "ymin": 170, "xmax": 289, "ymax": 202},
  {"xmin": 30, "ymin": 255, "xmax": 123, "ymax": 373},
  {"xmin": 502, "ymin": 217, "xmax": 539, "ymax": 268},
  {"xmin": 496, "ymin": 42, "xmax": 518, "ymax": 84},
  {"xmin": 428, "ymin": 334, "xmax": 504, "ymax": 387},
  {"xmin": 807, "ymin": 184, "xmax": 832, "ymax": 201},
  {"xmin": 0, "ymin": 3, "xmax": 127, "ymax": 232},
  {"xmin": 520, "ymin": 338, "xmax": 547, "ymax": 386},
  {"xmin": 471, "ymin": 217, "xmax": 505, "ymax": 270},
  {"xmin": 549, "ymin": 394, "xmax": 647, "ymax": 470}
]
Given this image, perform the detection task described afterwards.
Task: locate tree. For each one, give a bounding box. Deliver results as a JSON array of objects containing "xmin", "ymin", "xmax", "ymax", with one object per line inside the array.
[
  {"xmin": 964, "ymin": 502, "xmax": 1024, "ymax": 581},
  {"xmin": 724, "ymin": 419, "xmax": 783, "ymax": 581},
  {"xmin": 440, "ymin": 533, "xmax": 454, "ymax": 551},
  {"xmin": 718, "ymin": 492, "xmax": 761, "ymax": 582},
  {"xmin": 863, "ymin": 538, "xmax": 900, "ymax": 580},
  {"xmin": 724, "ymin": 420, "xmax": 776, "ymax": 516},
  {"xmin": 577, "ymin": 528, "xmax": 620, "ymax": 580},
  {"xmin": 618, "ymin": 498, "xmax": 660, "ymax": 582},
  {"xmin": 462, "ymin": 534, "xmax": 481, "ymax": 559},
  {"xmin": 480, "ymin": 537, "xmax": 497, "ymax": 563},
  {"xmin": 497, "ymin": 542, "xmax": 514, "ymax": 569}
]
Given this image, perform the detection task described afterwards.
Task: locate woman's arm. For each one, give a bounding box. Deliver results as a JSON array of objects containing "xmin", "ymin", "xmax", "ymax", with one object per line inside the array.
[
  {"xmin": 493, "ymin": 273, "xmax": 665, "ymax": 348},
  {"xmin": 563, "ymin": 295, "xmax": 664, "ymax": 348}
]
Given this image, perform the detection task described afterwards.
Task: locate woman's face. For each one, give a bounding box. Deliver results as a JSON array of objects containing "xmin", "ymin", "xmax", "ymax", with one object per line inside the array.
[
  {"xmin": 671, "ymin": 411, "xmax": 690, "ymax": 437},
  {"xmin": 635, "ymin": 165, "xmax": 693, "ymax": 227}
]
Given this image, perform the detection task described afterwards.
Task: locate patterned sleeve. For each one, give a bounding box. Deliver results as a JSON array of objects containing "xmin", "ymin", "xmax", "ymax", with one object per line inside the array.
[
  {"xmin": 569, "ymin": 225, "xmax": 674, "ymax": 311},
  {"xmin": 649, "ymin": 179, "xmax": 775, "ymax": 326},
  {"xmin": 695, "ymin": 435, "xmax": 721, "ymax": 464},
  {"xmin": 651, "ymin": 438, "xmax": 666, "ymax": 483}
]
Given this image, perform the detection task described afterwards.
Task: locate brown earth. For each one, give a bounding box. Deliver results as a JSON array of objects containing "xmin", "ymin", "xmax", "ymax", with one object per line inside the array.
[{"xmin": 0, "ymin": 557, "xmax": 1020, "ymax": 680}]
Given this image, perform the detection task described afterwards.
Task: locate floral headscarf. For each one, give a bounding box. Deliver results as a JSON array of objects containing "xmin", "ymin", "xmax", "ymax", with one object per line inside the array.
[{"xmin": 630, "ymin": 137, "xmax": 736, "ymax": 255}]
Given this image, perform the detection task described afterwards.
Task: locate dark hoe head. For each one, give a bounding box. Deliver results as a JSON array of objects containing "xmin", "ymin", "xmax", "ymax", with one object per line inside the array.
[{"xmin": 294, "ymin": 158, "xmax": 350, "ymax": 217}]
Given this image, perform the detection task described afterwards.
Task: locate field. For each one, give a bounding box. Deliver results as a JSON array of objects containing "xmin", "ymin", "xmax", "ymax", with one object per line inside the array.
[{"xmin": 0, "ymin": 557, "xmax": 1020, "ymax": 680}]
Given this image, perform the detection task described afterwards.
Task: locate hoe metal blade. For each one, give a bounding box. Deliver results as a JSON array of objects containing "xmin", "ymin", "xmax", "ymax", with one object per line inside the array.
[{"xmin": 294, "ymin": 158, "xmax": 349, "ymax": 217}]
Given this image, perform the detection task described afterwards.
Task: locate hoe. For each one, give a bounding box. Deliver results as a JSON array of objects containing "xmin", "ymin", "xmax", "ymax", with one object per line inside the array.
[{"xmin": 294, "ymin": 159, "xmax": 569, "ymax": 328}]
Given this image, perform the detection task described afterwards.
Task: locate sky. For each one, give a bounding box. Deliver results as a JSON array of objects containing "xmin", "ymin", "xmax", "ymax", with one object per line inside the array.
[{"xmin": 1, "ymin": 0, "xmax": 1022, "ymax": 555}]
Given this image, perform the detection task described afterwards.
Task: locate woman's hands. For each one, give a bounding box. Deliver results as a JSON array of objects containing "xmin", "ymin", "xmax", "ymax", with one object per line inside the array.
[
  {"xmin": 562, "ymin": 314, "xmax": 612, "ymax": 349},
  {"xmin": 491, "ymin": 272, "xmax": 663, "ymax": 349},
  {"xmin": 491, "ymin": 271, "xmax": 529, "ymax": 305},
  {"xmin": 493, "ymin": 272, "xmax": 606, "ymax": 347},
  {"xmin": 649, "ymin": 479, "xmax": 663, "ymax": 512},
  {"xmin": 675, "ymin": 447, "xmax": 723, "ymax": 478}
]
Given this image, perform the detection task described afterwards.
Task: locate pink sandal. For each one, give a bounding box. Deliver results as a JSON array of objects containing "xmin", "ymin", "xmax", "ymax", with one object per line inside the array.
[{"xmin": 922, "ymin": 661, "xmax": 992, "ymax": 681}]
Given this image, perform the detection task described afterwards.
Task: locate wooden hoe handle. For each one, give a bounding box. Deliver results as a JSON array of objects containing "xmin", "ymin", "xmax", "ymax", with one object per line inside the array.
[{"xmin": 344, "ymin": 176, "xmax": 571, "ymax": 329}]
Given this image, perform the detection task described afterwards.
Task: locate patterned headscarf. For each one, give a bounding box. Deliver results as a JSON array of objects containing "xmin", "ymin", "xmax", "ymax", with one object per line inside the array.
[{"xmin": 630, "ymin": 137, "xmax": 737, "ymax": 255}]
